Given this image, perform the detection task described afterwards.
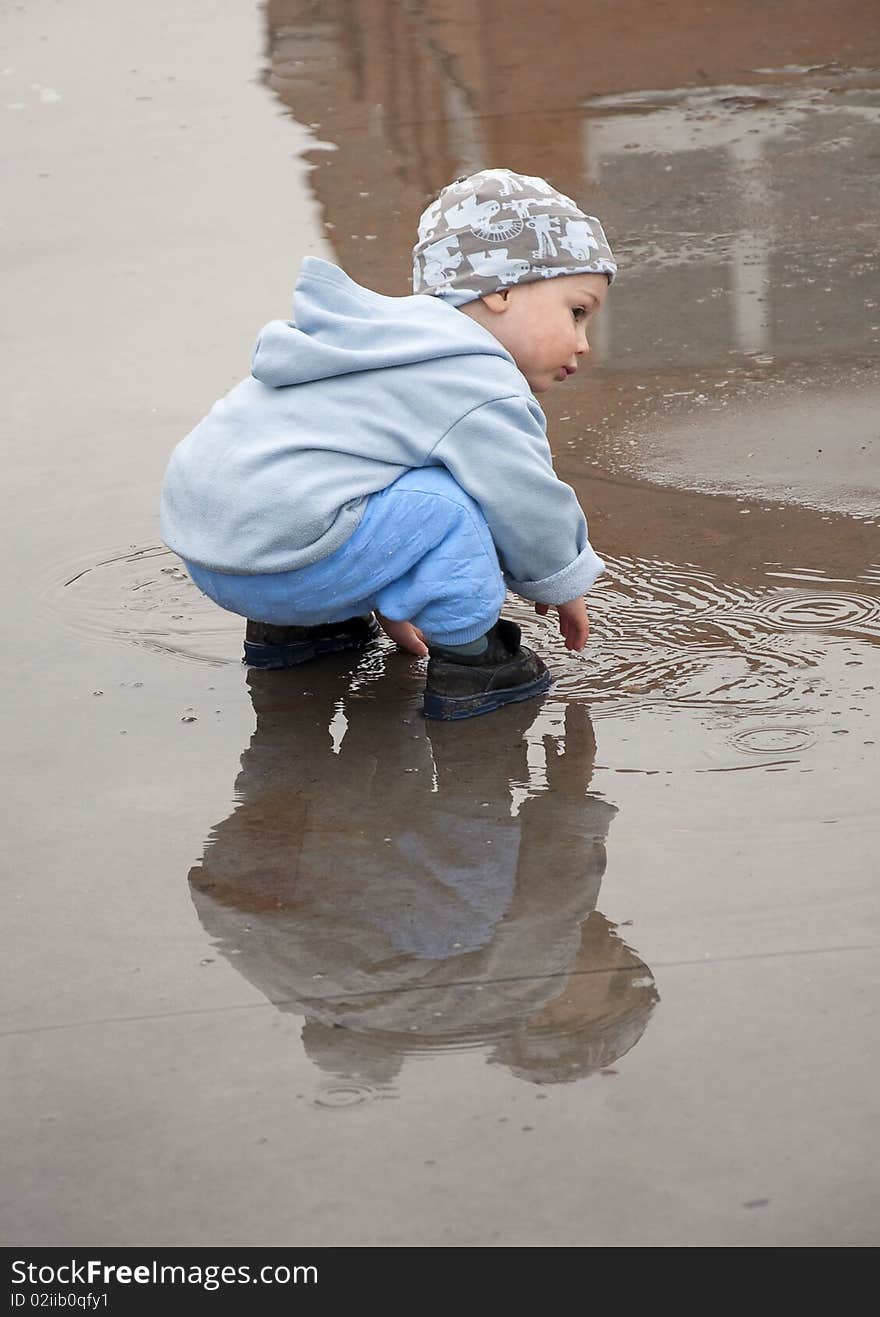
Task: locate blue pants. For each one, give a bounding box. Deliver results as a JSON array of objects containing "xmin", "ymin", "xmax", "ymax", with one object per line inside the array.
[{"xmin": 183, "ymin": 468, "xmax": 507, "ymax": 646}]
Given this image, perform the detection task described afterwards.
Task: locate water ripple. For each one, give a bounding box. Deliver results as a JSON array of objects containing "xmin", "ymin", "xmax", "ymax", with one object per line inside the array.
[
  {"xmin": 517, "ymin": 554, "xmax": 880, "ymax": 717},
  {"xmin": 748, "ymin": 589, "xmax": 880, "ymax": 632},
  {"xmin": 48, "ymin": 543, "xmax": 242, "ymax": 666},
  {"xmin": 312, "ymin": 1082, "xmax": 393, "ymax": 1109},
  {"xmin": 49, "ymin": 544, "xmax": 880, "ymax": 710},
  {"xmin": 727, "ymin": 725, "xmax": 817, "ymax": 755}
]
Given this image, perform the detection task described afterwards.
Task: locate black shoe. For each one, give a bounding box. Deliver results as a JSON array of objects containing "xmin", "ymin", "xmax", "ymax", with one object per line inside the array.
[
  {"xmin": 243, "ymin": 615, "xmax": 380, "ymax": 669},
  {"xmin": 423, "ymin": 618, "xmax": 551, "ymax": 720}
]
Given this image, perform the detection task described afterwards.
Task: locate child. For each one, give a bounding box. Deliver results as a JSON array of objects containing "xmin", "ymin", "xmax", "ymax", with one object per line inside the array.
[{"xmin": 160, "ymin": 168, "xmax": 616, "ymax": 719}]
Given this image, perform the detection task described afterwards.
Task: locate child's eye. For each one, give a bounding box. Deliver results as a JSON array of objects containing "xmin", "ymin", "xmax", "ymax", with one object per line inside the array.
[{"xmin": 572, "ymin": 306, "xmax": 586, "ymax": 321}]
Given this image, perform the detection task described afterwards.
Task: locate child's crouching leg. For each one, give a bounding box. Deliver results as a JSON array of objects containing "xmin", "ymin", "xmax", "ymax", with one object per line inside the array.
[
  {"xmin": 242, "ymin": 616, "xmax": 380, "ymax": 669},
  {"xmin": 369, "ymin": 472, "xmax": 550, "ymax": 719},
  {"xmin": 180, "ymin": 560, "xmax": 379, "ymax": 668},
  {"xmin": 370, "ymin": 478, "xmax": 505, "ymax": 648}
]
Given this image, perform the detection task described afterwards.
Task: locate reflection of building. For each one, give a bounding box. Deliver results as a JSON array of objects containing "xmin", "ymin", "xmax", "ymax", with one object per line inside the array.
[
  {"xmin": 188, "ymin": 658, "xmax": 657, "ymax": 1089},
  {"xmin": 264, "ymin": 0, "xmax": 880, "ymax": 365},
  {"xmin": 581, "ymin": 83, "xmax": 880, "ymax": 364}
]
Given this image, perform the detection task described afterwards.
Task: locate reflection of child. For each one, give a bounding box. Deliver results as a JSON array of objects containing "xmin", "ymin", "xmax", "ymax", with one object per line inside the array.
[
  {"xmin": 490, "ymin": 912, "xmax": 658, "ymax": 1085},
  {"xmin": 188, "ymin": 666, "xmax": 658, "ymax": 1088},
  {"xmin": 161, "ymin": 169, "xmax": 616, "ymax": 719}
]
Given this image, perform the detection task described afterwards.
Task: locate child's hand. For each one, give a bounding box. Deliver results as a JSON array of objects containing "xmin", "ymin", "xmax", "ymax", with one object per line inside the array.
[
  {"xmin": 534, "ymin": 597, "xmax": 589, "ymax": 651},
  {"xmin": 375, "ymin": 611, "xmax": 429, "ymax": 657}
]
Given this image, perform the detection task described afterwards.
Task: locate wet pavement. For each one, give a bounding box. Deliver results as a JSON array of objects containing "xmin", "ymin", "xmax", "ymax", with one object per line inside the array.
[{"xmin": 2, "ymin": 0, "xmax": 879, "ymax": 1246}]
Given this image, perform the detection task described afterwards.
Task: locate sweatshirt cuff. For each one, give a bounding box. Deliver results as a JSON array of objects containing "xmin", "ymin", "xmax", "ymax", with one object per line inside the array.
[{"xmin": 505, "ymin": 544, "xmax": 606, "ymax": 605}]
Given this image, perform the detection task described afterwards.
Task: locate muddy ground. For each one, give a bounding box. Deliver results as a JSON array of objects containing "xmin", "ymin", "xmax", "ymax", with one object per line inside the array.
[{"xmin": 2, "ymin": 0, "xmax": 878, "ymax": 1246}]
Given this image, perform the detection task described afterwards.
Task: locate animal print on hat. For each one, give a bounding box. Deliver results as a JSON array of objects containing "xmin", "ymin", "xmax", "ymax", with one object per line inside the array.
[{"xmin": 412, "ymin": 168, "xmax": 617, "ymax": 305}]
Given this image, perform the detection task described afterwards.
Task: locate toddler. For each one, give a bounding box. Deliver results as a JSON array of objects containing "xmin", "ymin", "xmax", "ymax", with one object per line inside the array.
[{"xmin": 160, "ymin": 168, "xmax": 616, "ymax": 719}]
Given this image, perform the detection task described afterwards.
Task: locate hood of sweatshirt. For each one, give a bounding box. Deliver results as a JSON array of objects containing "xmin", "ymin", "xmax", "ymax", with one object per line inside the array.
[{"xmin": 251, "ymin": 256, "xmax": 514, "ymax": 387}]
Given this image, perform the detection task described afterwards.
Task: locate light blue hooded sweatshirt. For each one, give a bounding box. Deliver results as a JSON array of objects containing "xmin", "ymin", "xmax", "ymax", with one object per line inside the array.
[{"xmin": 160, "ymin": 258, "xmax": 605, "ymax": 606}]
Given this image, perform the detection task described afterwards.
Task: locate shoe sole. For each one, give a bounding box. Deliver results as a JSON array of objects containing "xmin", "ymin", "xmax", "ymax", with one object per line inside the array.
[
  {"xmin": 423, "ymin": 671, "xmax": 552, "ymax": 720},
  {"xmin": 243, "ymin": 620, "xmax": 380, "ymax": 669}
]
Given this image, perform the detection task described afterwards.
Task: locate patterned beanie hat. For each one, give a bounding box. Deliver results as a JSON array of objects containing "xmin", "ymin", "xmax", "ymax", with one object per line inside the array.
[{"xmin": 412, "ymin": 167, "xmax": 617, "ymax": 305}]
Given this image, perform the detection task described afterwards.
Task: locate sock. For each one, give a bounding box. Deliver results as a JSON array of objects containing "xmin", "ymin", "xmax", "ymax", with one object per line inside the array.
[{"xmin": 434, "ymin": 634, "xmax": 489, "ymax": 656}]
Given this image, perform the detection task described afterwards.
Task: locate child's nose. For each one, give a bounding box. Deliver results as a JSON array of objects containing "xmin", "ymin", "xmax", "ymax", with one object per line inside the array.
[{"xmin": 576, "ymin": 333, "xmax": 590, "ymax": 356}]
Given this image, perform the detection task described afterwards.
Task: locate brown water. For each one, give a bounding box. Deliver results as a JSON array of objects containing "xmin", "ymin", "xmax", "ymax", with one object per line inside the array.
[{"xmin": 2, "ymin": 0, "xmax": 879, "ymax": 1246}]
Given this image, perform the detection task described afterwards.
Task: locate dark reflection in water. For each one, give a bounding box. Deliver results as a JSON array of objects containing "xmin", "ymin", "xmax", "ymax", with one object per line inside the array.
[
  {"xmin": 265, "ymin": 0, "xmax": 880, "ymax": 368},
  {"xmin": 188, "ymin": 655, "xmax": 657, "ymax": 1089}
]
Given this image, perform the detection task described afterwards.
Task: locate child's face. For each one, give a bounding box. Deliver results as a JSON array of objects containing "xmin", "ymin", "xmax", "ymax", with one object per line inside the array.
[{"xmin": 482, "ymin": 273, "xmax": 609, "ymax": 394}]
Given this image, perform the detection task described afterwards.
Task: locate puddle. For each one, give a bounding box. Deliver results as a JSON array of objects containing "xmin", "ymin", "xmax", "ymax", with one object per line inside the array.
[
  {"xmin": 526, "ymin": 555, "xmax": 880, "ymax": 720},
  {"xmin": 48, "ymin": 543, "xmax": 242, "ymax": 666},
  {"xmin": 599, "ymin": 363, "xmax": 880, "ymax": 517},
  {"xmin": 31, "ymin": 10, "xmax": 879, "ymax": 1105},
  {"xmin": 177, "ymin": 537, "xmax": 876, "ymax": 1091},
  {"xmin": 51, "ymin": 540, "xmax": 880, "ymax": 727},
  {"xmin": 189, "ymin": 689, "xmax": 659, "ymax": 1090},
  {"xmin": 5, "ymin": 0, "xmax": 880, "ymax": 1246}
]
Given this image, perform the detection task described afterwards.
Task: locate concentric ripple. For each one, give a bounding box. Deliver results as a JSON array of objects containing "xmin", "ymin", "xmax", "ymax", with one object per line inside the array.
[
  {"xmin": 49, "ymin": 544, "xmax": 880, "ymax": 707},
  {"xmin": 727, "ymin": 725, "xmax": 817, "ymax": 755},
  {"xmin": 312, "ymin": 1083, "xmax": 389, "ymax": 1109},
  {"xmin": 748, "ymin": 590, "xmax": 880, "ymax": 632},
  {"xmin": 47, "ymin": 543, "xmax": 243, "ymax": 666},
  {"xmin": 514, "ymin": 555, "xmax": 880, "ymax": 717}
]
